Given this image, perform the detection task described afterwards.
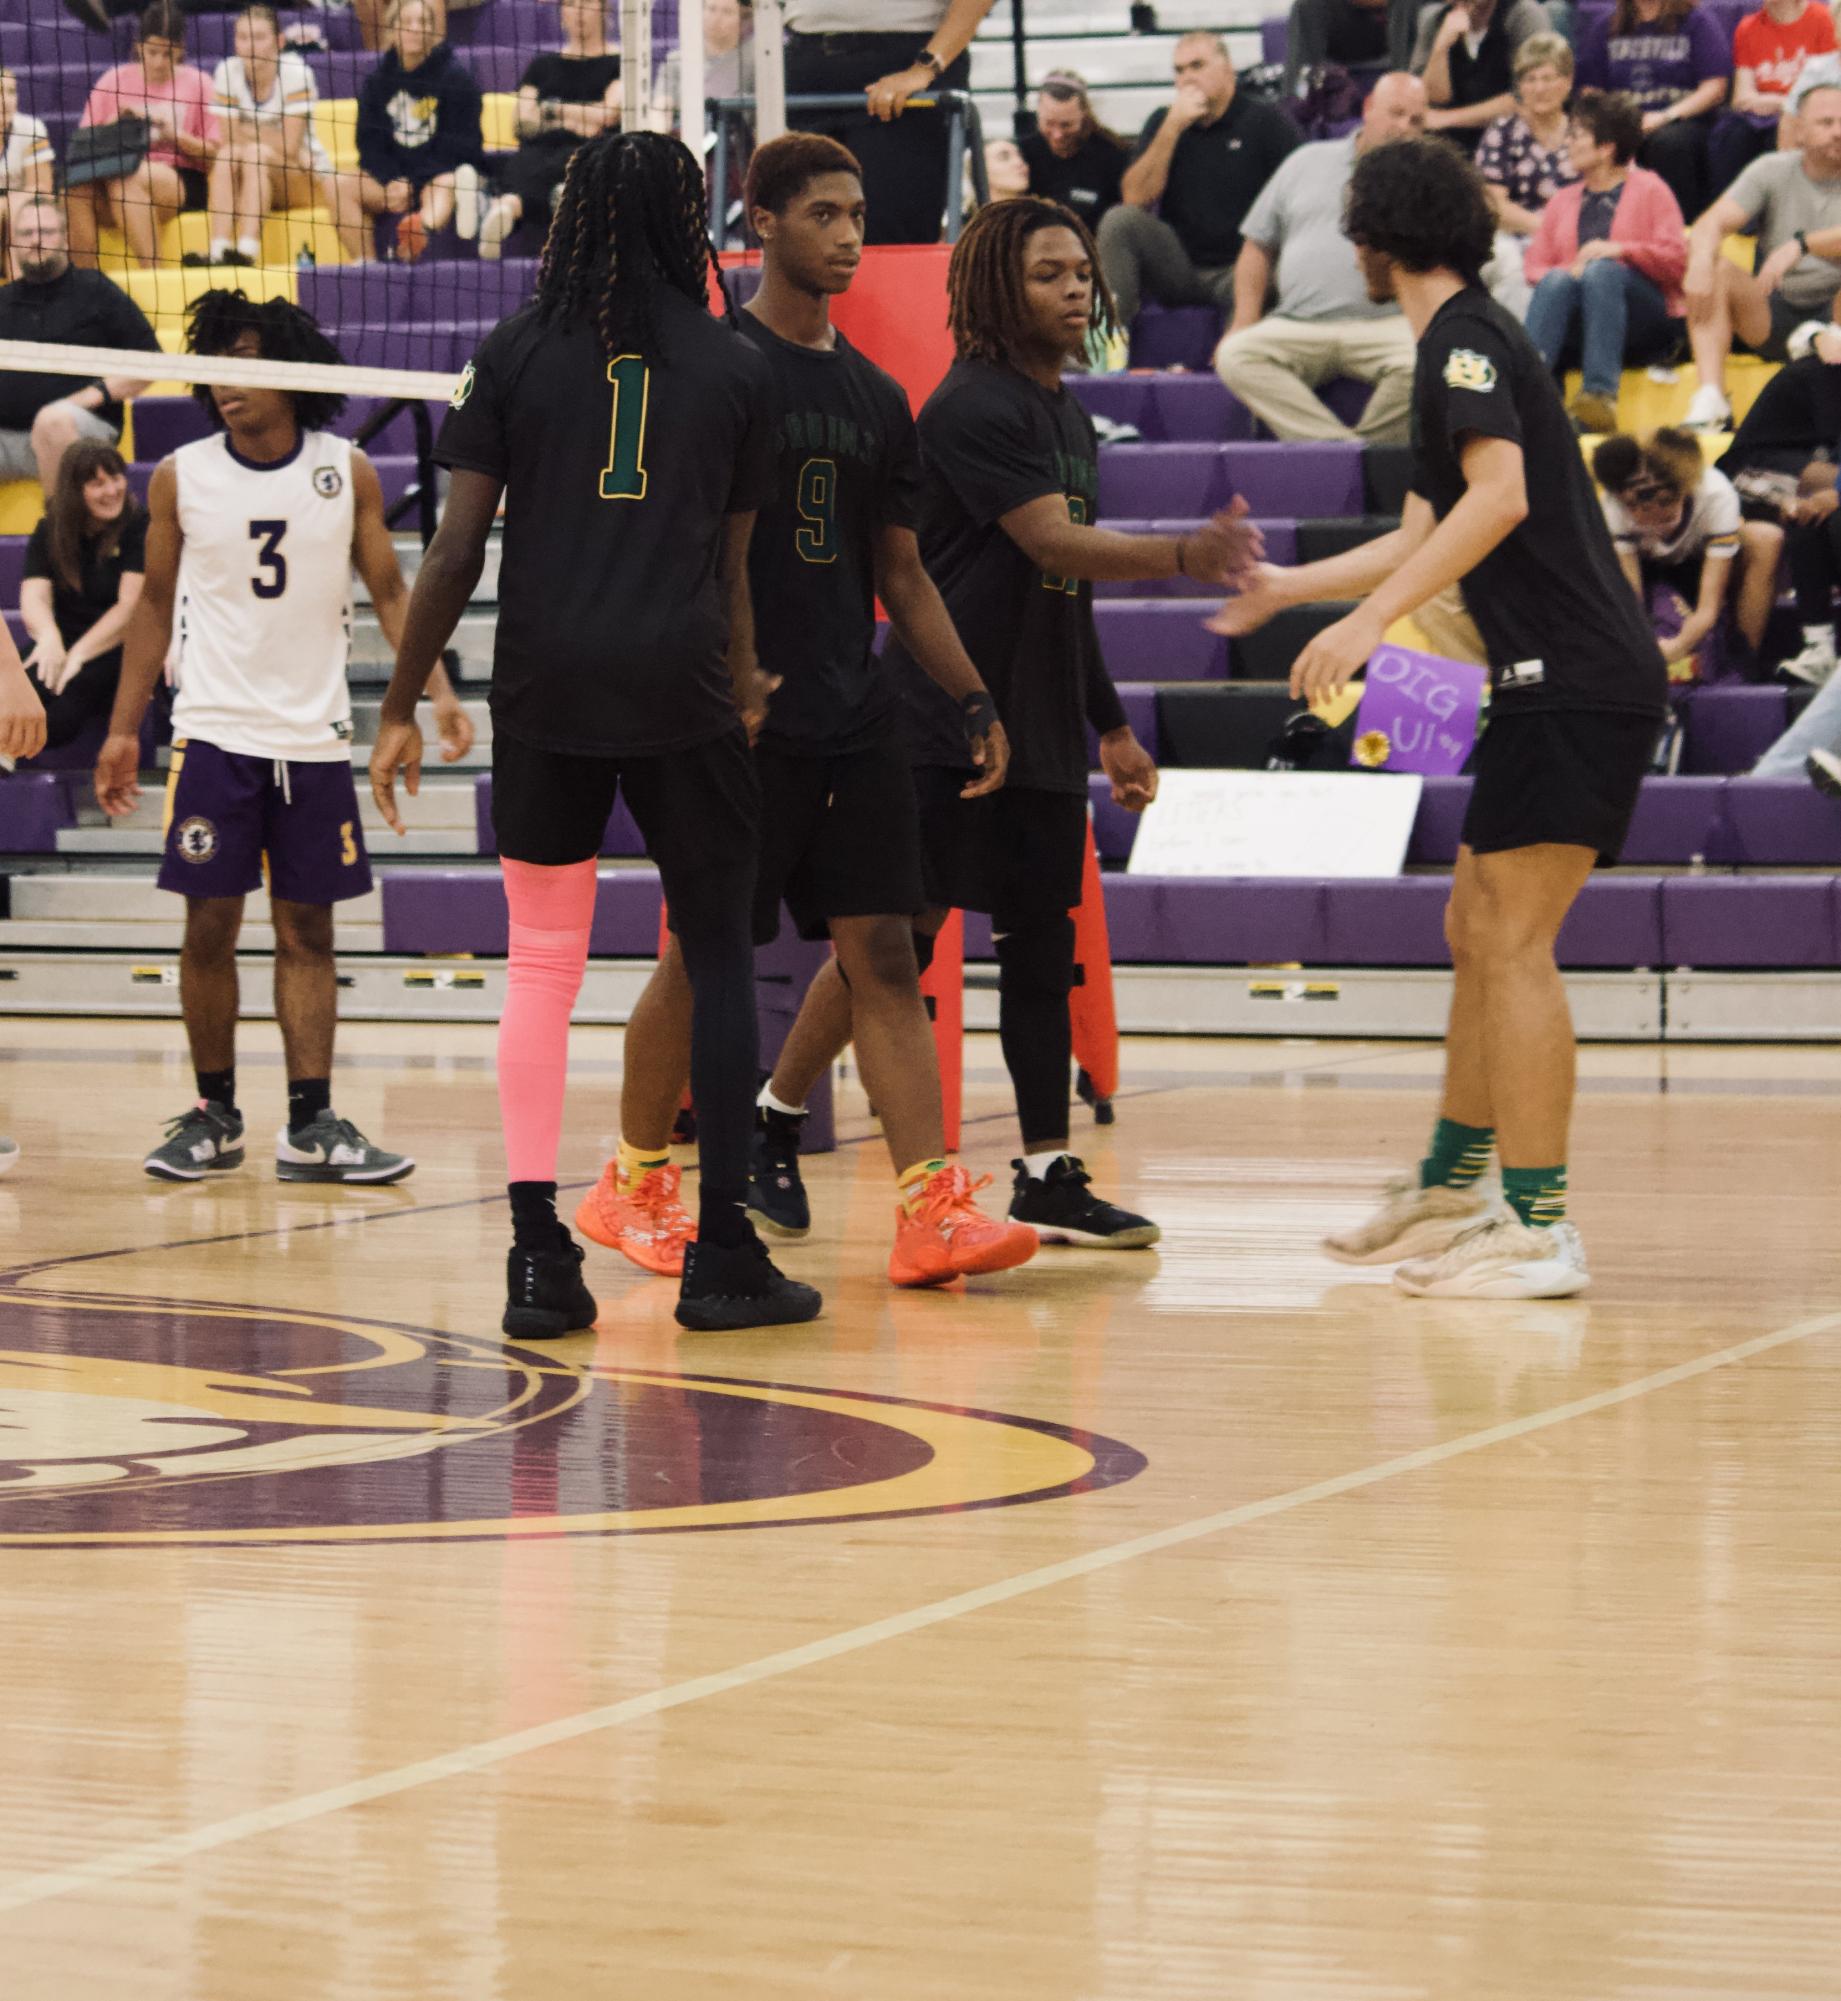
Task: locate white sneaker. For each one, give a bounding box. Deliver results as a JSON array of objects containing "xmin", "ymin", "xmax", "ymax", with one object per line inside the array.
[
  {"xmin": 478, "ymin": 197, "xmax": 516, "ymax": 263},
  {"xmin": 1322, "ymin": 1176, "xmax": 1496, "ymax": 1265},
  {"xmin": 1394, "ymin": 1216, "xmax": 1590, "ymax": 1299},
  {"xmin": 1782, "ymin": 637, "xmax": 1838, "ymax": 687},
  {"xmin": 1682, "ymin": 384, "xmax": 1732, "ymax": 431},
  {"xmin": 1807, "ymin": 747, "xmax": 1841, "ymax": 797},
  {"xmin": 453, "ymin": 162, "xmax": 481, "ymax": 241}
]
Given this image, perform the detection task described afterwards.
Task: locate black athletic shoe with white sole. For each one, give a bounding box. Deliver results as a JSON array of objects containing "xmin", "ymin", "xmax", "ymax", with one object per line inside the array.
[
  {"xmin": 1008, "ymin": 1155, "xmax": 1161, "ymax": 1249},
  {"xmin": 675, "ymin": 1234, "xmax": 823, "ymax": 1332},
  {"xmin": 503, "ymin": 1230, "xmax": 599, "ymax": 1339},
  {"xmin": 747, "ymin": 1106, "xmax": 811, "ymax": 1238}
]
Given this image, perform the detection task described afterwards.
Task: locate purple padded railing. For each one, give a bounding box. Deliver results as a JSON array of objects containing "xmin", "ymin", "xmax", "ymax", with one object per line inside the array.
[{"xmin": 381, "ymin": 867, "xmax": 664, "ymax": 956}]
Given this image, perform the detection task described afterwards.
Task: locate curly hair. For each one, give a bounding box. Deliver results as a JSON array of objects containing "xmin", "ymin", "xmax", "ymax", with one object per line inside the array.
[
  {"xmin": 536, "ymin": 130, "xmax": 731, "ymax": 358},
  {"xmin": 744, "ymin": 131, "xmax": 862, "ymax": 222},
  {"xmin": 1343, "ymin": 135, "xmax": 1496, "ymax": 283},
  {"xmin": 947, "ymin": 194, "xmax": 1115, "ymax": 365},
  {"xmin": 185, "ymin": 287, "xmax": 348, "ymax": 432}
]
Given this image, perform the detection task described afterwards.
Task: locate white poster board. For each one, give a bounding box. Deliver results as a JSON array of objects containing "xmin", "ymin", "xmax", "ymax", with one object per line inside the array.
[{"xmin": 1126, "ymin": 770, "xmax": 1424, "ymax": 879}]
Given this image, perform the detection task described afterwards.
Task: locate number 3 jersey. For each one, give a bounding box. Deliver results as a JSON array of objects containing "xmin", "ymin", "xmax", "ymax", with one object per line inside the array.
[
  {"xmin": 435, "ymin": 288, "xmax": 777, "ymax": 759},
  {"xmin": 169, "ymin": 429, "xmax": 358, "ymax": 762}
]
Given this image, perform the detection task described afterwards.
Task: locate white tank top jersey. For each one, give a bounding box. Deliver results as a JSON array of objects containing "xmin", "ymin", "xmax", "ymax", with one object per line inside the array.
[{"xmin": 170, "ymin": 430, "xmax": 358, "ymax": 762}]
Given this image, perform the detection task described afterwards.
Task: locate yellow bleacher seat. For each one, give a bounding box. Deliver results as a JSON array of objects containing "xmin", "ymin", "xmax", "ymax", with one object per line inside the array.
[
  {"xmin": 1563, "ymin": 355, "xmax": 1775, "ymax": 436},
  {"xmin": 481, "ymin": 91, "xmax": 519, "ymax": 153},
  {"xmin": 313, "ymin": 99, "xmax": 359, "ymax": 174},
  {"xmin": 0, "ymin": 481, "xmax": 44, "ymax": 534}
]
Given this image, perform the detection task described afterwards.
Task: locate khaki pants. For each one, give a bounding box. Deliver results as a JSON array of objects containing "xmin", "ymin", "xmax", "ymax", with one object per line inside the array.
[{"xmin": 1213, "ymin": 314, "xmax": 1416, "ymax": 444}]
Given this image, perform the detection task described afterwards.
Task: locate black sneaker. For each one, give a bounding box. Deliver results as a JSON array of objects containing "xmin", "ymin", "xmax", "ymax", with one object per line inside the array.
[
  {"xmin": 503, "ymin": 1230, "xmax": 598, "ymax": 1339},
  {"xmin": 1008, "ymin": 1155, "xmax": 1161, "ymax": 1249},
  {"xmin": 1807, "ymin": 747, "xmax": 1841, "ymax": 799},
  {"xmin": 675, "ymin": 1234, "xmax": 823, "ymax": 1332},
  {"xmin": 747, "ymin": 1106, "xmax": 811, "ymax": 1238},
  {"xmin": 144, "ymin": 1102, "xmax": 245, "ymax": 1181}
]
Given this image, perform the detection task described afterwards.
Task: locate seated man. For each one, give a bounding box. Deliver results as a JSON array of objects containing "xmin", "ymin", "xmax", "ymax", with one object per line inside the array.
[
  {"xmin": 1213, "ymin": 72, "xmax": 1426, "ymax": 444},
  {"xmin": 1683, "ymin": 78, "xmax": 1841, "ymax": 429},
  {"xmin": 1414, "ymin": 0, "xmax": 1555, "ymax": 155},
  {"xmin": 1, "ymin": 69, "xmax": 56, "ymax": 279},
  {"xmin": 0, "ymin": 198, "xmax": 159, "ymax": 494},
  {"xmin": 1096, "ymin": 31, "xmax": 1298, "ymax": 332}
]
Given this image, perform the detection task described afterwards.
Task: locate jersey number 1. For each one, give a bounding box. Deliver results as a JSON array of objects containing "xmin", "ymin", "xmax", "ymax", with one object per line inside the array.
[
  {"xmin": 249, "ymin": 520, "xmax": 288, "ymax": 599},
  {"xmin": 599, "ymin": 354, "xmax": 651, "ymax": 501}
]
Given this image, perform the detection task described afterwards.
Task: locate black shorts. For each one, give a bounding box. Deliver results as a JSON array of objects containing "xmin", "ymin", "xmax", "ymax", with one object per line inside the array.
[
  {"xmin": 754, "ymin": 739, "xmax": 927, "ymax": 945},
  {"xmin": 179, "ymin": 168, "xmax": 208, "ymax": 213},
  {"xmin": 490, "ymin": 725, "xmax": 760, "ymax": 878},
  {"xmin": 1462, "ymin": 709, "xmax": 1662, "ymax": 863},
  {"xmin": 1742, "ymin": 291, "xmax": 1806, "ymax": 363},
  {"xmin": 912, "ymin": 767, "xmax": 1087, "ymax": 928}
]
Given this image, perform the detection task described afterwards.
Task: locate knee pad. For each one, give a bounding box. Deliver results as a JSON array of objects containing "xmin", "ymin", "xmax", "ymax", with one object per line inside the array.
[
  {"xmin": 994, "ymin": 917, "xmax": 1076, "ymax": 1003},
  {"xmin": 910, "ymin": 928, "xmax": 937, "ymax": 979}
]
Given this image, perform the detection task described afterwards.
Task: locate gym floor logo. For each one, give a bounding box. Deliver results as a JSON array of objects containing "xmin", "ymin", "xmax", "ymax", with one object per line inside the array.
[{"xmin": 0, "ymin": 1290, "xmax": 1144, "ymax": 1547}]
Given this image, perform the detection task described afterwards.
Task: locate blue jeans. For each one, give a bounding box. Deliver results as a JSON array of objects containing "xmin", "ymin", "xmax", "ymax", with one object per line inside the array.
[
  {"xmin": 1755, "ymin": 674, "xmax": 1841, "ymax": 775},
  {"xmin": 1524, "ymin": 258, "xmax": 1677, "ymax": 400}
]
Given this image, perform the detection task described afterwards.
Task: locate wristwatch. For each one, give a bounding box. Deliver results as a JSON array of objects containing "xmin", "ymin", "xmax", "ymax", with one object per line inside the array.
[
  {"xmin": 915, "ymin": 48, "xmax": 945, "ymax": 78},
  {"xmin": 1795, "ymin": 228, "xmax": 1811, "ymax": 255}
]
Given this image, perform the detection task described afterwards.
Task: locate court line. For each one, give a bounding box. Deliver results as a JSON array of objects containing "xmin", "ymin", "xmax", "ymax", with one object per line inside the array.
[{"xmin": 3, "ymin": 1306, "xmax": 1836, "ymax": 1918}]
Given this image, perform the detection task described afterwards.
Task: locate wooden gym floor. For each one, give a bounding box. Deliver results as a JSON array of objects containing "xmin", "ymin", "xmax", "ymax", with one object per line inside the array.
[{"xmin": 1, "ymin": 1017, "xmax": 1838, "ymax": 1999}]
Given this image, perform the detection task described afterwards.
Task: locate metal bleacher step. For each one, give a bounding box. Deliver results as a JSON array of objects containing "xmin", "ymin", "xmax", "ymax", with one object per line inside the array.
[
  {"xmin": 53, "ymin": 775, "xmax": 482, "ymax": 859},
  {"xmin": 0, "ymin": 878, "xmax": 385, "ymax": 955},
  {"xmin": 347, "ymin": 696, "xmax": 494, "ymax": 770}
]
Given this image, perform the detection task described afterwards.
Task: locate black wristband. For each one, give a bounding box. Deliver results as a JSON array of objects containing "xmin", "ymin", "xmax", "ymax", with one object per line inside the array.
[{"xmin": 960, "ymin": 688, "xmax": 998, "ymax": 755}]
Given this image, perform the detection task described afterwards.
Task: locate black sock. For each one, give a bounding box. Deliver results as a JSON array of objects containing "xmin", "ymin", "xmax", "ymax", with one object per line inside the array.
[
  {"xmin": 509, "ymin": 1180, "xmax": 560, "ymax": 1245},
  {"xmin": 698, "ymin": 1189, "xmax": 753, "ymax": 1250},
  {"xmin": 287, "ymin": 1078, "xmax": 331, "ymax": 1134},
  {"xmin": 196, "ymin": 1067, "xmax": 236, "ymax": 1113}
]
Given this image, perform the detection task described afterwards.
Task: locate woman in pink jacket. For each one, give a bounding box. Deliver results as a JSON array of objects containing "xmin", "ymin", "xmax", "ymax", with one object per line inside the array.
[{"xmin": 1524, "ymin": 89, "xmax": 1689, "ymax": 434}]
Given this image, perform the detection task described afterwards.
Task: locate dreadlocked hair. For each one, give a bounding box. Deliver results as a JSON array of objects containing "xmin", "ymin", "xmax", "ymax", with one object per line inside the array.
[
  {"xmin": 947, "ymin": 196, "xmax": 1114, "ymax": 367},
  {"xmin": 537, "ymin": 130, "xmax": 733, "ymax": 359},
  {"xmin": 185, "ymin": 288, "xmax": 348, "ymax": 431}
]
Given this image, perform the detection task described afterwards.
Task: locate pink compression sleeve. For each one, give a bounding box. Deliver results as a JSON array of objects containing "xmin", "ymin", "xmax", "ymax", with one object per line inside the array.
[{"xmin": 498, "ymin": 857, "xmax": 598, "ymax": 1183}]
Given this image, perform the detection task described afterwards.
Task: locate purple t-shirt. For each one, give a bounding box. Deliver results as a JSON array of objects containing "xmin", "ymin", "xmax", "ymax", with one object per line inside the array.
[{"xmin": 1575, "ymin": 6, "xmax": 1733, "ymax": 110}]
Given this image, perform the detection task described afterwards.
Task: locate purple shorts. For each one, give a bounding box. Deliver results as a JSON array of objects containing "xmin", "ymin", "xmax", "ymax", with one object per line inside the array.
[{"xmin": 157, "ymin": 738, "xmax": 373, "ymax": 906}]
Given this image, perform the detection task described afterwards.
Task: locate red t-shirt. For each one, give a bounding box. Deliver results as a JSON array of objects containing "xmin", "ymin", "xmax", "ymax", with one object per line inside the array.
[{"xmin": 1733, "ymin": 2, "xmax": 1836, "ymax": 100}]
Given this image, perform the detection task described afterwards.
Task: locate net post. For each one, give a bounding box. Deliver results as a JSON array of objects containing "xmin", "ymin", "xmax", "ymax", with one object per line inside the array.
[
  {"xmin": 679, "ymin": 0, "xmax": 707, "ymax": 161},
  {"xmin": 755, "ymin": 0, "xmax": 788, "ymax": 145},
  {"xmin": 620, "ymin": 0, "xmax": 659, "ymax": 134}
]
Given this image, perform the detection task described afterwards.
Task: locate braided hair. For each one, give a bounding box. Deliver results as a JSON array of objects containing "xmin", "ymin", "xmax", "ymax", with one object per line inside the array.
[
  {"xmin": 185, "ymin": 288, "xmax": 348, "ymax": 432},
  {"xmin": 536, "ymin": 130, "xmax": 732, "ymax": 358},
  {"xmin": 947, "ymin": 195, "xmax": 1115, "ymax": 368}
]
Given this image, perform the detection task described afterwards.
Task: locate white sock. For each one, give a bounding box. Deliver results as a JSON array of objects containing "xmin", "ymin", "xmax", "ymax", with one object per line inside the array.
[
  {"xmin": 1803, "ymin": 625, "xmax": 1835, "ymax": 652},
  {"xmin": 237, "ymin": 236, "xmax": 261, "ymax": 262},
  {"xmin": 209, "ymin": 237, "xmax": 229, "ymax": 260},
  {"xmin": 758, "ymin": 1084, "xmax": 806, "ymax": 1118},
  {"xmin": 1023, "ymin": 1149, "xmax": 1070, "ymax": 1181}
]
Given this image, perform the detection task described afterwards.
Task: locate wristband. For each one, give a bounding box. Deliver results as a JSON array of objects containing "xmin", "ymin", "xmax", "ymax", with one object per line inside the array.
[{"xmin": 960, "ymin": 688, "xmax": 998, "ymax": 756}]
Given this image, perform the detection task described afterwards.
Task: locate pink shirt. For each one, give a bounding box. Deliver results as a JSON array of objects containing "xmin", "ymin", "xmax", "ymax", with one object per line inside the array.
[
  {"xmin": 82, "ymin": 62, "xmax": 221, "ymax": 172},
  {"xmin": 1524, "ymin": 167, "xmax": 1689, "ymax": 316}
]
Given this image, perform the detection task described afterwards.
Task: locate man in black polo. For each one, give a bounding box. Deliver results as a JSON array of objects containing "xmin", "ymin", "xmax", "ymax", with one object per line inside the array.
[
  {"xmin": 0, "ymin": 199, "xmax": 161, "ymax": 493},
  {"xmin": 1096, "ymin": 31, "xmax": 1299, "ymax": 331}
]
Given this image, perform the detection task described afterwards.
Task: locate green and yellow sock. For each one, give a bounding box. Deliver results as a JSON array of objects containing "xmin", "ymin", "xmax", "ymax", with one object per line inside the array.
[
  {"xmin": 617, "ymin": 1138, "xmax": 670, "ymax": 1192},
  {"xmin": 898, "ymin": 1158, "xmax": 948, "ymax": 1215},
  {"xmin": 1419, "ymin": 1117, "xmax": 1494, "ymax": 1191},
  {"xmin": 1502, "ymin": 1164, "xmax": 1567, "ymax": 1229}
]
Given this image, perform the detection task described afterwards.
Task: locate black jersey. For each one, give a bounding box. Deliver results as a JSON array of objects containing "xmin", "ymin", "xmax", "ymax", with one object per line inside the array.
[
  {"xmin": 737, "ymin": 311, "xmax": 922, "ymax": 755},
  {"xmin": 894, "ymin": 358, "xmax": 1126, "ymax": 795},
  {"xmin": 1410, "ymin": 288, "xmax": 1668, "ymax": 719},
  {"xmin": 435, "ymin": 289, "xmax": 776, "ymax": 758}
]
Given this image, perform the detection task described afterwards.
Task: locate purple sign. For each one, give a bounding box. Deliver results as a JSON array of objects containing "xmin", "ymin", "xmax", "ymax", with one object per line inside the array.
[{"xmin": 1350, "ymin": 645, "xmax": 1488, "ymax": 777}]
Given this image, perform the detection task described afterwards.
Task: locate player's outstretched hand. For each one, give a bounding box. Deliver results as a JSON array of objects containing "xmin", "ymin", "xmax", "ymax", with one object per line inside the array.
[
  {"xmin": 1, "ymin": 668, "xmax": 46, "ymax": 763},
  {"xmin": 432, "ymin": 694, "xmax": 476, "ymax": 764},
  {"xmin": 1099, "ymin": 726, "xmax": 1159, "ymax": 813},
  {"xmin": 960, "ymin": 715, "xmax": 1011, "ymax": 799},
  {"xmin": 1184, "ymin": 497, "xmax": 1265, "ymax": 586},
  {"xmin": 1289, "ymin": 608, "xmax": 1382, "ymax": 706},
  {"xmin": 369, "ymin": 718, "xmax": 423, "ymax": 836},
  {"xmin": 733, "ymin": 663, "xmax": 780, "ymax": 744},
  {"xmin": 93, "ymin": 730, "xmax": 140, "ymax": 816},
  {"xmin": 1205, "ymin": 562, "xmax": 1289, "ymax": 637}
]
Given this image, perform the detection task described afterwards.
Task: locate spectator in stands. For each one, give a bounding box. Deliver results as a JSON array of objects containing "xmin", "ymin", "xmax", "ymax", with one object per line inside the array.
[
  {"xmin": 656, "ymin": 0, "xmax": 755, "ymax": 130},
  {"xmin": 1574, "ymin": 0, "xmax": 1732, "ymax": 223},
  {"xmin": 1711, "ymin": 0, "xmax": 1836, "ymax": 186},
  {"xmin": 65, "ymin": 1, "xmax": 221, "ymax": 271},
  {"xmin": 781, "ymin": 1, "xmax": 999, "ymax": 245},
  {"xmin": 1212, "ymin": 72, "xmax": 1427, "ymax": 443},
  {"xmin": 1523, "ymin": 90, "xmax": 1687, "ymax": 436},
  {"xmin": 981, "ymin": 136, "xmax": 1030, "ymax": 199},
  {"xmin": 18, "ymin": 440, "xmax": 146, "ymax": 752},
  {"xmin": 0, "ymin": 199, "xmax": 160, "ymax": 494},
  {"xmin": 1284, "ymin": 0, "xmax": 1398, "ymax": 96},
  {"xmin": 1098, "ymin": 33, "xmax": 1300, "ymax": 332},
  {"xmin": 1681, "ymin": 80, "xmax": 1841, "ymax": 426},
  {"xmin": 1021, "ymin": 72, "xmax": 1128, "ymax": 230},
  {"xmin": 1477, "ymin": 31, "xmax": 1577, "ymax": 314},
  {"xmin": 1593, "ymin": 425, "xmax": 1782, "ymax": 680},
  {"xmin": 1414, "ymin": 0, "xmax": 1556, "ymax": 155},
  {"xmin": 478, "ymin": 0, "xmax": 620, "ymax": 262},
  {"xmin": 356, "ymin": 0, "xmax": 482, "ymax": 261},
  {"xmin": 1, "ymin": 70, "xmax": 56, "ymax": 284},
  {"xmin": 207, "ymin": 5, "xmax": 365, "ymax": 268}
]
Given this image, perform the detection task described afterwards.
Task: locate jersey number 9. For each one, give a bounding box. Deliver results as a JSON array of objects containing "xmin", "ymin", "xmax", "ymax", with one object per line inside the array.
[
  {"xmin": 599, "ymin": 354, "xmax": 651, "ymax": 501},
  {"xmin": 795, "ymin": 457, "xmax": 837, "ymax": 565},
  {"xmin": 249, "ymin": 520, "xmax": 288, "ymax": 599}
]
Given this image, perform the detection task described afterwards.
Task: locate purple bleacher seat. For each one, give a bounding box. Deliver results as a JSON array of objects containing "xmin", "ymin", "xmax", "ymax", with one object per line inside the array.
[
  {"xmin": 1087, "ymin": 777, "xmax": 1138, "ymax": 863},
  {"xmin": 1662, "ymin": 875, "xmax": 1840, "ymax": 968},
  {"xmin": 300, "ymin": 44, "xmax": 530, "ymax": 98},
  {"xmin": 1068, "ymin": 373, "xmax": 1256, "ymax": 443},
  {"xmin": 1322, "ymin": 877, "xmax": 1452, "ymax": 963},
  {"xmin": 473, "ymin": 775, "xmax": 644, "ymax": 858},
  {"xmin": 1407, "ymin": 776, "xmax": 1471, "ymax": 865},
  {"xmin": 1085, "ymin": 683, "xmax": 1159, "ymax": 767},
  {"xmin": 1066, "ymin": 376, "xmax": 1156, "ymax": 435},
  {"xmin": 0, "ymin": 773, "xmax": 76, "ymax": 852},
  {"xmin": 1260, "ymin": 17, "xmax": 1288, "ymax": 67},
  {"xmin": 300, "ymin": 260, "xmax": 538, "ymax": 331},
  {"xmin": 1554, "ymin": 877, "xmax": 1665, "ymax": 967},
  {"xmin": 1619, "ymin": 776, "xmax": 1726, "ymax": 866},
  {"xmin": 342, "ymin": 325, "xmax": 468, "ymax": 371},
  {"xmin": 178, "ymin": 10, "xmax": 361, "ymax": 59},
  {"xmin": 1127, "ymin": 305, "xmax": 1223, "ymax": 372},
  {"xmin": 1093, "ymin": 600, "xmax": 1227, "ymax": 682},
  {"xmin": 129, "ymin": 397, "xmax": 212, "ymax": 459},
  {"xmin": 1316, "ymin": 377, "xmax": 1374, "ymax": 431},
  {"xmin": 1099, "ymin": 441, "xmax": 1363, "ymax": 521},
  {"xmin": 1720, "ymin": 779, "xmax": 1841, "ymax": 865},
  {"xmin": 0, "ymin": 539, "xmax": 26, "ymax": 602},
  {"xmin": 1098, "ymin": 444, "xmax": 1220, "ymax": 520},
  {"xmin": 381, "ymin": 867, "xmax": 665, "ymax": 956},
  {"xmin": 1109, "ymin": 876, "xmax": 1332, "ymax": 965},
  {"xmin": 1681, "ymin": 685, "xmax": 1790, "ymax": 775},
  {"xmin": 448, "ymin": 0, "xmax": 555, "ymax": 44},
  {"xmin": 1091, "ymin": 517, "xmax": 1296, "ymax": 597}
]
